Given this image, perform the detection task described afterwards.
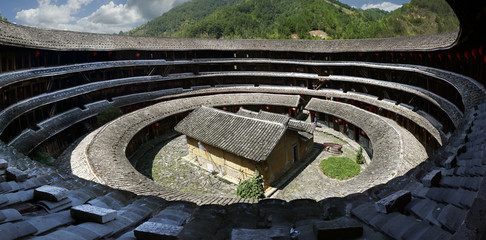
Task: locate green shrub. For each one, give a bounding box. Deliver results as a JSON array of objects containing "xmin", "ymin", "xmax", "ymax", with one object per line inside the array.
[
  {"xmin": 95, "ymin": 106, "xmax": 123, "ymax": 127},
  {"xmin": 320, "ymin": 156, "xmax": 360, "ymax": 180},
  {"xmin": 236, "ymin": 173, "xmax": 264, "ymax": 199},
  {"xmin": 34, "ymin": 151, "xmax": 54, "ymax": 166},
  {"xmin": 355, "ymin": 146, "xmax": 365, "ymax": 164}
]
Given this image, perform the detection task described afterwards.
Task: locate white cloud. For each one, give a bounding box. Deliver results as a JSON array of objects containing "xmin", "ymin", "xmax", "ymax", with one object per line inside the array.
[
  {"xmin": 16, "ymin": 0, "xmax": 91, "ymax": 26},
  {"xmin": 15, "ymin": 0, "xmax": 190, "ymax": 34},
  {"xmin": 361, "ymin": 2, "xmax": 402, "ymax": 12}
]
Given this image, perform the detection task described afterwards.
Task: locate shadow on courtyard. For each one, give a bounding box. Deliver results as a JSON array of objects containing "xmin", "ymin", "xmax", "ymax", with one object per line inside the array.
[
  {"xmin": 131, "ymin": 132, "xmax": 181, "ymax": 180},
  {"xmin": 272, "ymin": 142, "xmax": 324, "ymax": 192}
]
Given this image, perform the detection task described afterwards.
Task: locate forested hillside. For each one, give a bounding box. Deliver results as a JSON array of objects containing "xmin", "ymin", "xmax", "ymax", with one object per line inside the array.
[
  {"xmin": 127, "ymin": 0, "xmax": 459, "ymax": 40},
  {"xmin": 126, "ymin": 0, "xmax": 243, "ymax": 37},
  {"xmin": 0, "ymin": 11, "xmax": 8, "ymax": 22}
]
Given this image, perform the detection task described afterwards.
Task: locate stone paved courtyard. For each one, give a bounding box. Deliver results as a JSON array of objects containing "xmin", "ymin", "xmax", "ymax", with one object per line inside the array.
[
  {"xmin": 135, "ymin": 127, "xmax": 365, "ymax": 200},
  {"xmin": 135, "ymin": 135, "xmax": 238, "ymax": 198},
  {"xmin": 272, "ymin": 129, "xmax": 366, "ymax": 200}
]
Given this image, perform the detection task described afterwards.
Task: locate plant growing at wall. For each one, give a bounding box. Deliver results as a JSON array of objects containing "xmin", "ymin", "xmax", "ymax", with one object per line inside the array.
[
  {"xmin": 95, "ymin": 106, "xmax": 123, "ymax": 127},
  {"xmin": 320, "ymin": 156, "xmax": 360, "ymax": 180},
  {"xmin": 236, "ymin": 171, "xmax": 264, "ymax": 199},
  {"xmin": 355, "ymin": 146, "xmax": 365, "ymax": 164},
  {"xmin": 34, "ymin": 151, "xmax": 54, "ymax": 166}
]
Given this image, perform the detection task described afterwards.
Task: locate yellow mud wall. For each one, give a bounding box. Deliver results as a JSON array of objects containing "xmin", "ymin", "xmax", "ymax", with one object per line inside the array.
[{"xmin": 186, "ymin": 137, "xmax": 256, "ymax": 184}]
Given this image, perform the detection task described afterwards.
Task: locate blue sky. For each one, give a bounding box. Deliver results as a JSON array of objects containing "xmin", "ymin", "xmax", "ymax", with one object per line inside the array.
[
  {"xmin": 1, "ymin": 0, "xmax": 410, "ymax": 34},
  {"xmin": 339, "ymin": 0, "xmax": 410, "ymax": 10}
]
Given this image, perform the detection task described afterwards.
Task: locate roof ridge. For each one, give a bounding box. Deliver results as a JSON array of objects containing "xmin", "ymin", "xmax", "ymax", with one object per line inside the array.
[{"xmin": 202, "ymin": 106, "xmax": 286, "ymax": 128}]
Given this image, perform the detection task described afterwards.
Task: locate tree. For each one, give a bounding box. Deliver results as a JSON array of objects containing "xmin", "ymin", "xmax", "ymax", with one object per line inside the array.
[
  {"xmin": 355, "ymin": 146, "xmax": 365, "ymax": 164},
  {"xmin": 95, "ymin": 106, "xmax": 123, "ymax": 127},
  {"xmin": 0, "ymin": 11, "xmax": 8, "ymax": 22}
]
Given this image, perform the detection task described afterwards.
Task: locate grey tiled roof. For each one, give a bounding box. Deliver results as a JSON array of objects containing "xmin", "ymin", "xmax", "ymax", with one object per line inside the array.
[
  {"xmin": 175, "ymin": 106, "xmax": 287, "ymax": 162},
  {"xmin": 288, "ymin": 119, "xmax": 316, "ymax": 134},
  {"xmin": 236, "ymin": 108, "xmax": 258, "ymax": 118},
  {"xmin": 0, "ymin": 21, "xmax": 457, "ymax": 52},
  {"xmin": 238, "ymin": 108, "xmax": 315, "ymax": 134},
  {"xmin": 255, "ymin": 110, "xmax": 290, "ymax": 125}
]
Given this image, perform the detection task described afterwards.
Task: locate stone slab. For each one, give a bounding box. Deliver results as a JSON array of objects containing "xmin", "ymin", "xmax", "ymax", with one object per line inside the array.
[
  {"xmin": 71, "ymin": 204, "xmax": 117, "ymax": 224},
  {"xmin": 443, "ymin": 155, "xmax": 456, "ymax": 169},
  {"xmin": 34, "ymin": 185, "xmax": 69, "ymax": 202},
  {"xmin": 422, "ymin": 169, "xmax": 441, "ymax": 187},
  {"xmin": 375, "ymin": 190, "xmax": 411, "ymax": 214},
  {"xmin": 0, "ymin": 159, "xmax": 8, "ymax": 169},
  {"xmin": 6, "ymin": 167, "xmax": 28, "ymax": 182},
  {"xmin": 134, "ymin": 222, "xmax": 183, "ymax": 240}
]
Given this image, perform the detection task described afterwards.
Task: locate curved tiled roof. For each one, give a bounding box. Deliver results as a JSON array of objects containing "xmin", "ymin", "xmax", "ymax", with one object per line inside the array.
[{"xmin": 0, "ymin": 21, "xmax": 457, "ymax": 52}]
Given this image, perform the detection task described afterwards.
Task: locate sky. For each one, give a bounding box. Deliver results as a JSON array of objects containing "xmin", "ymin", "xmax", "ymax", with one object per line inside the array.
[{"xmin": 0, "ymin": 0, "xmax": 410, "ymax": 34}]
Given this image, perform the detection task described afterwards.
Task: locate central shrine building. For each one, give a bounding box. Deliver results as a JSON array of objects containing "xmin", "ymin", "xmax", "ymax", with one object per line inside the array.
[{"xmin": 175, "ymin": 106, "xmax": 316, "ymax": 188}]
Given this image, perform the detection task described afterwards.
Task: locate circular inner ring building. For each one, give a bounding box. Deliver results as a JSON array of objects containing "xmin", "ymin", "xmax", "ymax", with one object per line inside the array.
[{"xmin": 1, "ymin": 1, "xmax": 486, "ymax": 239}]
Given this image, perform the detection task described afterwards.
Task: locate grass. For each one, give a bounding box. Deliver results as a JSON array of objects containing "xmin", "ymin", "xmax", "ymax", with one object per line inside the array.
[{"xmin": 320, "ymin": 156, "xmax": 361, "ymax": 180}]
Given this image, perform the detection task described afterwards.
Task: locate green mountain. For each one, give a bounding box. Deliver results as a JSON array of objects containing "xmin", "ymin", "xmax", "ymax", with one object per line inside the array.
[
  {"xmin": 127, "ymin": 0, "xmax": 243, "ymax": 37},
  {"xmin": 127, "ymin": 0, "xmax": 459, "ymax": 40}
]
